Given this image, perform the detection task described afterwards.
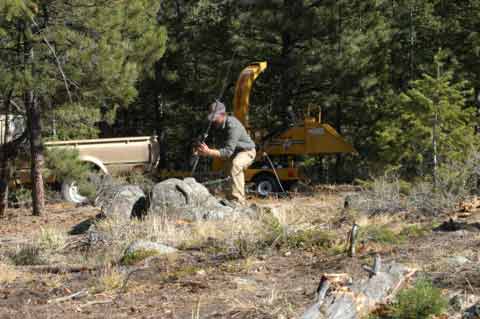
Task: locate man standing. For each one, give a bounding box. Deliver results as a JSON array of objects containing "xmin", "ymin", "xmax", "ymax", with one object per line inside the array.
[{"xmin": 196, "ymin": 101, "xmax": 256, "ymax": 205}]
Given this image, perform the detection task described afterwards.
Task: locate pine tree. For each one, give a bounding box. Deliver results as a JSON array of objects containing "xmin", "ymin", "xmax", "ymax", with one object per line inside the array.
[
  {"xmin": 0, "ymin": 0, "xmax": 167, "ymax": 215},
  {"xmin": 377, "ymin": 51, "xmax": 477, "ymax": 179}
]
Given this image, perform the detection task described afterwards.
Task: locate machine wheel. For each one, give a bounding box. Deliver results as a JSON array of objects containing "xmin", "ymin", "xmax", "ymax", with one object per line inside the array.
[{"xmin": 253, "ymin": 174, "xmax": 280, "ymax": 197}]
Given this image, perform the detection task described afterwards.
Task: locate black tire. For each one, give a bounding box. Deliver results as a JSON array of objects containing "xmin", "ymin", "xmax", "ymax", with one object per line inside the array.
[{"xmin": 253, "ymin": 174, "xmax": 280, "ymax": 197}]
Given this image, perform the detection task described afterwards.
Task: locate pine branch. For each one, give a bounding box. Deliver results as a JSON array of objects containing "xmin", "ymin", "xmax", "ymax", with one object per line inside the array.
[{"xmin": 29, "ymin": 17, "xmax": 73, "ymax": 103}]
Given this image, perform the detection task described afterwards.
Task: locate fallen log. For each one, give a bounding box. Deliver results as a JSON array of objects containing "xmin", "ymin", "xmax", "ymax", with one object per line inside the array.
[
  {"xmin": 19, "ymin": 264, "xmax": 99, "ymax": 274},
  {"xmin": 301, "ymin": 261, "xmax": 416, "ymax": 319}
]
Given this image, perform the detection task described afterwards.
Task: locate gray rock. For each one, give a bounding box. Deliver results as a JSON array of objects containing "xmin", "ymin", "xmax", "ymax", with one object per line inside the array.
[
  {"xmin": 448, "ymin": 256, "xmax": 471, "ymax": 266},
  {"xmin": 149, "ymin": 178, "xmax": 256, "ymax": 221},
  {"xmin": 301, "ymin": 262, "xmax": 413, "ymax": 319},
  {"xmin": 150, "ymin": 178, "xmax": 190, "ymax": 210},
  {"xmin": 95, "ymin": 185, "xmax": 146, "ymax": 219},
  {"xmin": 125, "ymin": 240, "xmax": 177, "ymax": 256}
]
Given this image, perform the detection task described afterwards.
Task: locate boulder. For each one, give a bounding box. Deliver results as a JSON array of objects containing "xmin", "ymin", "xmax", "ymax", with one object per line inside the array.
[
  {"xmin": 125, "ymin": 240, "xmax": 177, "ymax": 256},
  {"xmin": 149, "ymin": 178, "xmax": 256, "ymax": 221},
  {"xmin": 95, "ymin": 185, "xmax": 147, "ymax": 219}
]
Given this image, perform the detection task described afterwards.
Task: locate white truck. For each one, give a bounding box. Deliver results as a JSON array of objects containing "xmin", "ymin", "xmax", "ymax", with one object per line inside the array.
[
  {"xmin": 45, "ymin": 136, "xmax": 160, "ymax": 203},
  {"xmin": 1, "ymin": 115, "xmax": 160, "ymax": 204}
]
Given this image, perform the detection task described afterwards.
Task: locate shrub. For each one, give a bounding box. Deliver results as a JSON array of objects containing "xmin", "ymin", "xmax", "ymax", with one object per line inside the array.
[
  {"xmin": 94, "ymin": 266, "xmax": 125, "ymax": 293},
  {"xmin": 259, "ymin": 213, "xmax": 338, "ymax": 251},
  {"xmin": 44, "ymin": 148, "xmax": 91, "ymax": 183},
  {"xmin": 399, "ymin": 224, "xmax": 431, "ymax": 238},
  {"xmin": 359, "ymin": 225, "xmax": 404, "ymax": 245},
  {"xmin": 349, "ymin": 175, "xmax": 405, "ymax": 215},
  {"xmin": 45, "ymin": 148, "xmax": 99, "ymax": 200},
  {"xmin": 10, "ymin": 245, "xmax": 44, "ymax": 265},
  {"xmin": 120, "ymin": 249, "xmax": 158, "ymax": 266},
  {"xmin": 390, "ymin": 279, "xmax": 447, "ymax": 319},
  {"xmin": 38, "ymin": 227, "xmax": 66, "ymax": 251},
  {"xmin": 367, "ymin": 279, "xmax": 447, "ymax": 319}
]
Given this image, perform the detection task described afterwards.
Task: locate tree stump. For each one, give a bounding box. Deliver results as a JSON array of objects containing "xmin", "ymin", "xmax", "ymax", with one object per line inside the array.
[{"xmin": 301, "ymin": 262, "xmax": 416, "ymax": 319}]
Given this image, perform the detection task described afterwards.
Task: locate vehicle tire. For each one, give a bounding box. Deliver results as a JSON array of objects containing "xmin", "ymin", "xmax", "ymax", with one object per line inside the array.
[
  {"xmin": 61, "ymin": 179, "xmax": 89, "ymax": 204},
  {"xmin": 253, "ymin": 174, "xmax": 280, "ymax": 197},
  {"xmin": 61, "ymin": 170, "xmax": 106, "ymax": 204}
]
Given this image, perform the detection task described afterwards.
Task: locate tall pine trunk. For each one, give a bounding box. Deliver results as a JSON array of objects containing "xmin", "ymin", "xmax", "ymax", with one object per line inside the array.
[
  {"xmin": 26, "ymin": 90, "xmax": 45, "ymax": 216},
  {"xmin": 0, "ymin": 100, "xmax": 11, "ymax": 217}
]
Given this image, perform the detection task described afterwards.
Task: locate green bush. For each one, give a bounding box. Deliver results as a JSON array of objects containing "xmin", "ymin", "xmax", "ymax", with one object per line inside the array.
[
  {"xmin": 44, "ymin": 148, "xmax": 91, "ymax": 182},
  {"xmin": 391, "ymin": 279, "xmax": 447, "ymax": 318},
  {"xmin": 259, "ymin": 214, "xmax": 337, "ymax": 251},
  {"xmin": 369, "ymin": 279, "xmax": 447, "ymax": 319},
  {"xmin": 10, "ymin": 245, "xmax": 44, "ymax": 265},
  {"xmin": 359, "ymin": 225, "xmax": 404, "ymax": 245},
  {"xmin": 45, "ymin": 148, "xmax": 98, "ymax": 199},
  {"xmin": 399, "ymin": 224, "xmax": 431, "ymax": 238},
  {"xmin": 120, "ymin": 249, "xmax": 158, "ymax": 266}
]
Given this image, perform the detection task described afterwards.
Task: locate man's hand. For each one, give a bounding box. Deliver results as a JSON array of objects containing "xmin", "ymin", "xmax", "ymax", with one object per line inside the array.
[
  {"xmin": 197, "ymin": 143, "xmax": 211, "ymax": 156},
  {"xmin": 196, "ymin": 143, "xmax": 221, "ymax": 158}
]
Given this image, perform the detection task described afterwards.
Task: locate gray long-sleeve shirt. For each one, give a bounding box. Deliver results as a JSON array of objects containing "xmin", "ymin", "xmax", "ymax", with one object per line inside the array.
[{"xmin": 218, "ymin": 116, "xmax": 256, "ymax": 159}]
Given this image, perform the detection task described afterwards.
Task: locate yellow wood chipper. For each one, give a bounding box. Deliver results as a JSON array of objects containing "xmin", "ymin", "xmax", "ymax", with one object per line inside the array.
[{"xmin": 211, "ymin": 61, "xmax": 356, "ymax": 195}]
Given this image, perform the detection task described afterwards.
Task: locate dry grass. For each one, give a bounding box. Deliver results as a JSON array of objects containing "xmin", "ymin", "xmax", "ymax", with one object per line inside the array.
[
  {"xmin": 0, "ymin": 263, "xmax": 20, "ymax": 284},
  {"xmin": 93, "ymin": 265, "xmax": 126, "ymax": 293},
  {"xmin": 88, "ymin": 194, "xmax": 345, "ymax": 264},
  {"xmin": 37, "ymin": 227, "xmax": 67, "ymax": 251}
]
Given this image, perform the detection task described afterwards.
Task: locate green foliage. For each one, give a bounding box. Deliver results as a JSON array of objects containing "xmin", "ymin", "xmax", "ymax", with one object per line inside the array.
[
  {"xmin": 260, "ymin": 214, "xmax": 338, "ymax": 251},
  {"xmin": 44, "ymin": 148, "xmax": 90, "ymax": 182},
  {"xmin": 9, "ymin": 245, "xmax": 44, "ymax": 266},
  {"xmin": 38, "ymin": 227, "xmax": 66, "ymax": 251},
  {"xmin": 120, "ymin": 249, "xmax": 158, "ymax": 266},
  {"xmin": 377, "ymin": 51, "xmax": 477, "ymax": 177},
  {"xmin": 47, "ymin": 103, "xmax": 102, "ymax": 140},
  {"xmin": 0, "ymin": 0, "xmax": 167, "ymax": 141},
  {"xmin": 367, "ymin": 279, "xmax": 447, "ymax": 319},
  {"xmin": 399, "ymin": 224, "xmax": 431, "ymax": 238},
  {"xmin": 3, "ymin": 0, "xmax": 480, "ymax": 185},
  {"xmin": 360, "ymin": 225, "xmax": 404, "ymax": 245}
]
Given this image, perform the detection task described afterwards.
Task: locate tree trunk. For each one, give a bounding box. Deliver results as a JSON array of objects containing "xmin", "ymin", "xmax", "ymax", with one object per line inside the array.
[
  {"xmin": 0, "ymin": 103, "xmax": 10, "ymax": 217},
  {"xmin": 26, "ymin": 90, "xmax": 45, "ymax": 216},
  {"xmin": 301, "ymin": 262, "xmax": 416, "ymax": 319}
]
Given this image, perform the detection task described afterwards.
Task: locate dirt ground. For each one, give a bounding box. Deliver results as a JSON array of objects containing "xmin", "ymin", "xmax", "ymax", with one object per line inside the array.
[{"xmin": 1, "ymin": 190, "xmax": 479, "ymax": 319}]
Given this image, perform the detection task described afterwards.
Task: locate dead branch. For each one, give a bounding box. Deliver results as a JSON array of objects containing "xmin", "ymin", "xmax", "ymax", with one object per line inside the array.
[{"xmin": 47, "ymin": 288, "xmax": 88, "ymax": 304}]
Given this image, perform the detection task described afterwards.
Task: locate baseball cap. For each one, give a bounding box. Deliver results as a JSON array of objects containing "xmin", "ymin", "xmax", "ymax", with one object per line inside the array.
[{"xmin": 207, "ymin": 101, "xmax": 226, "ymax": 121}]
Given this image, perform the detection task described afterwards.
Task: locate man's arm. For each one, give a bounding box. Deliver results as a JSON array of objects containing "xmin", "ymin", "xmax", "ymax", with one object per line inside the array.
[
  {"xmin": 197, "ymin": 143, "xmax": 222, "ymax": 158},
  {"xmin": 197, "ymin": 124, "xmax": 240, "ymax": 159}
]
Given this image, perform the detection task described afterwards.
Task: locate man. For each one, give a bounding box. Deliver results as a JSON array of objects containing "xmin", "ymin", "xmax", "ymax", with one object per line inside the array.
[{"xmin": 196, "ymin": 101, "xmax": 256, "ymax": 205}]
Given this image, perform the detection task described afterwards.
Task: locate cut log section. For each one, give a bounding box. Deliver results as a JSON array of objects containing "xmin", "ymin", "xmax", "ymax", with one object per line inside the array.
[{"xmin": 301, "ymin": 262, "xmax": 416, "ymax": 319}]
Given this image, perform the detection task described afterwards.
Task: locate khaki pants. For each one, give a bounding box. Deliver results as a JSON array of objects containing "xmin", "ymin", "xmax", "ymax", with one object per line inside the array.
[{"xmin": 225, "ymin": 149, "xmax": 256, "ymax": 204}]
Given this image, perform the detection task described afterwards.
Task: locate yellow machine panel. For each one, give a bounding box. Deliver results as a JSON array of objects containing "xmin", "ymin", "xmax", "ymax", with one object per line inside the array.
[{"xmin": 262, "ymin": 122, "xmax": 356, "ymax": 156}]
